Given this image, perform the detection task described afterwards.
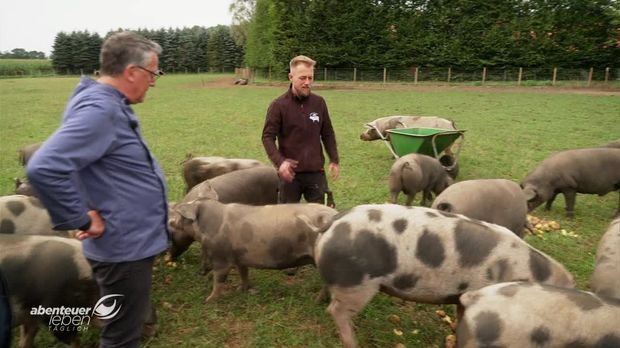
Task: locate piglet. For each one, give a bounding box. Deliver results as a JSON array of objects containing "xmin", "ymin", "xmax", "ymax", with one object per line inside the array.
[{"xmin": 388, "ymin": 153, "xmax": 452, "ymax": 206}]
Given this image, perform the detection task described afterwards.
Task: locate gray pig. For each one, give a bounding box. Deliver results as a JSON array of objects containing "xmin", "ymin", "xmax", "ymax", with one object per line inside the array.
[
  {"xmin": 388, "ymin": 153, "xmax": 452, "ymax": 206},
  {"xmin": 360, "ymin": 116, "xmax": 456, "ymax": 141},
  {"xmin": 0, "ymin": 235, "xmax": 98, "ymax": 348},
  {"xmin": 457, "ymin": 282, "xmax": 620, "ymax": 348},
  {"xmin": 431, "ymin": 179, "xmax": 529, "ymax": 237},
  {"xmin": 590, "ymin": 217, "xmax": 620, "ymax": 299},
  {"xmin": 521, "ymin": 147, "xmax": 620, "ymax": 217},
  {"xmin": 170, "ymin": 200, "xmax": 337, "ymax": 303},
  {"xmin": 182, "ymin": 156, "xmax": 263, "ymax": 192},
  {"xmin": 170, "ymin": 165, "xmax": 279, "ymax": 260},
  {"xmin": 315, "ymin": 204, "xmax": 575, "ymax": 348}
]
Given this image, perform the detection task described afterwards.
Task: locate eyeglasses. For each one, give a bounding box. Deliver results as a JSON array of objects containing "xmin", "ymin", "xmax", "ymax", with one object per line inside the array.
[{"xmin": 136, "ymin": 65, "xmax": 164, "ymax": 81}]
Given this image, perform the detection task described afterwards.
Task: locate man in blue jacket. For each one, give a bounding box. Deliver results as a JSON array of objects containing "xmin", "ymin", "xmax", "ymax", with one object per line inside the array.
[{"xmin": 27, "ymin": 31, "xmax": 168, "ymax": 347}]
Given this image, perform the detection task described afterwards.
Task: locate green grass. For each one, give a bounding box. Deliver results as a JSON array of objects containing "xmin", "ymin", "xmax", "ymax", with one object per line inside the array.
[{"xmin": 1, "ymin": 74, "xmax": 619, "ymax": 347}]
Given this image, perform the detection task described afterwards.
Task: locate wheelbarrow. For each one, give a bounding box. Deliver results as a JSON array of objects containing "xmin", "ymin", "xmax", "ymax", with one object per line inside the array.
[{"xmin": 380, "ymin": 127, "xmax": 466, "ymax": 178}]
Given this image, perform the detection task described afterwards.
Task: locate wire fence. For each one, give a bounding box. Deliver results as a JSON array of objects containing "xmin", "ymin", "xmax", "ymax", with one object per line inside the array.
[{"xmin": 241, "ymin": 66, "xmax": 620, "ymax": 87}]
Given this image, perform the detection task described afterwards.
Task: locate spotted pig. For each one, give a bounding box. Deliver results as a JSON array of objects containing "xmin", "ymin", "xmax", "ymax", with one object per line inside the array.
[
  {"xmin": 0, "ymin": 195, "xmax": 72, "ymax": 237},
  {"xmin": 170, "ymin": 199, "xmax": 337, "ymax": 303},
  {"xmin": 182, "ymin": 156, "xmax": 264, "ymax": 192},
  {"xmin": 314, "ymin": 204, "xmax": 575, "ymax": 348},
  {"xmin": 590, "ymin": 217, "xmax": 620, "ymax": 299},
  {"xmin": 457, "ymin": 282, "xmax": 620, "ymax": 348},
  {"xmin": 0, "ymin": 235, "xmax": 98, "ymax": 348}
]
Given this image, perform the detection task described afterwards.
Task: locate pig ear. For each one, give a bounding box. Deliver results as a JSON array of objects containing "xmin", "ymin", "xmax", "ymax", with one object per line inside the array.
[
  {"xmin": 175, "ymin": 201, "xmax": 199, "ymax": 221},
  {"xmin": 197, "ymin": 183, "xmax": 219, "ymax": 201},
  {"xmin": 522, "ymin": 186, "xmax": 538, "ymax": 201}
]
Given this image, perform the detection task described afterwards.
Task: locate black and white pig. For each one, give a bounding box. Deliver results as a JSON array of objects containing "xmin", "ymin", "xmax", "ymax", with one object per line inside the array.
[
  {"xmin": 0, "ymin": 235, "xmax": 99, "ymax": 348},
  {"xmin": 590, "ymin": 217, "xmax": 620, "ymax": 299},
  {"xmin": 182, "ymin": 156, "xmax": 264, "ymax": 192},
  {"xmin": 431, "ymin": 179, "xmax": 529, "ymax": 237},
  {"xmin": 388, "ymin": 153, "xmax": 452, "ymax": 206},
  {"xmin": 169, "ymin": 165, "xmax": 279, "ymax": 260},
  {"xmin": 0, "ymin": 195, "xmax": 72, "ymax": 237},
  {"xmin": 314, "ymin": 204, "xmax": 575, "ymax": 348},
  {"xmin": 457, "ymin": 282, "xmax": 620, "ymax": 348},
  {"xmin": 360, "ymin": 116, "xmax": 456, "ymax": 141},
  {"xmin": 520, "ymin": 147, "xmax": 620, "ymax": 217},
  {"xmin": 170, "ymin": 199, "xmax": 337, "ymax": 303}
]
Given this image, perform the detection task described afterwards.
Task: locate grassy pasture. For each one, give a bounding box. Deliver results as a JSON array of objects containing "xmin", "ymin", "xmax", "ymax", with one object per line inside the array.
[{"xmin": 1, "ymin": 74, "xmax": 619, "ymax": 347}]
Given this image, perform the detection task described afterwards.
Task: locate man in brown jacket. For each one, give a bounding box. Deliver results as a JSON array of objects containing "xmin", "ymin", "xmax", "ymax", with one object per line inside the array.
[{"xmin": 262, "ymin": 55, "xmax": 340, "ymax": 205}]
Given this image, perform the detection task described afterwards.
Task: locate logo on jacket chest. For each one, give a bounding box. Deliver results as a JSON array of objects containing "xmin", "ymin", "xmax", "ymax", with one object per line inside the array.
[{"xmin": 309, "ymin": 112, "xmax": 320, "ymax": 123}]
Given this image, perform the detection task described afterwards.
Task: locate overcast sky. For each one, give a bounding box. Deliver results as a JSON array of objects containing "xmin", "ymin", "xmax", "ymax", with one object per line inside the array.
[{"xmin": 0, "ymin": 0, "xmax": 234, "ymax": 56}]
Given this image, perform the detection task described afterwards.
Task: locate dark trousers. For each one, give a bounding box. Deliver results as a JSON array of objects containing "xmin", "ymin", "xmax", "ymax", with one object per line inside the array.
[
  {"xmin": 279, "ymin": 171, "xmax": 328, "ymax": 204},
  {"xmin": 0, "ymin": 268, "xmax": 11, "ymax": 348},
  {"xmin": 88, "ymin": 256, "xmax": 155, "ymax": 348}
]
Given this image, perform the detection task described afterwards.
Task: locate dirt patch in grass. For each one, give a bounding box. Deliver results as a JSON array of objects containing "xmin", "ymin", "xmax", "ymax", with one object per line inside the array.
[{"xmin": 195, "ymin": 76, "xmax": 620, "ymax": 96}]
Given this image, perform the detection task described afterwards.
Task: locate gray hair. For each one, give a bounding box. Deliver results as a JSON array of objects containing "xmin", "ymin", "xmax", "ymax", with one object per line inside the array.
[
  {"xmin": 99, "ymin": 31, "xmax": 162, "ymax": 76},
  {"xmin": 289, "ymin": 55, "xmax": 316, "ymax": 71}
]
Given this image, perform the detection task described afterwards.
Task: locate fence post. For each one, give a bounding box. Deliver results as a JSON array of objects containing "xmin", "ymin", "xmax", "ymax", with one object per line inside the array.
[
  {"xmin": 414, "ymin": 67, "xmax": 418, "ymax": 84},
  {"xmin": 353, "ymin": 67, "xmax": 357, "ymax": 82},
  {"xmin": 268, "ymin": 66, "xmax": 272, "ymax": 82},
  {"xmin": 383, "ymin": 68, "xmax": 387, "ymax": 84},
  {"xmin": 447, "ymin": 67, "xmax": 451, "ymax": 83},
  {"xmin": 588, "ymin": 67, "xmax": 594, "ymax": 87},
  {"xmin": 482, "ymin": 67, "xmax": 486, "ymax": 85},
  {"xmin": 518, "ymin": 67, "xmax": 523, "ymax": 86},
  {"xmin": 552, "ymin": 67, "xmax": 557, "ymax": 86},
  {"xmin": 605, "ymin": 67, "xmax": 610, "ymax": 83},
  {"xmin": 324, "ymin": 67, "xmax": 327, "ymax": 82}
]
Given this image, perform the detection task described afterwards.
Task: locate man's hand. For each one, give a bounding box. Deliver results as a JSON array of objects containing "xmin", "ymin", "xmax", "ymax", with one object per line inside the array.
[
  {"xmin": 76, "ymin": 210, "xmax": 105, "ymax": 240},
  {"xmin": 278, "ymin": 159, "xmax": 298, "ymax": 182},
  {"xmin": 329, "ymin": 162, "xmax": 340, "ymax": 181}
]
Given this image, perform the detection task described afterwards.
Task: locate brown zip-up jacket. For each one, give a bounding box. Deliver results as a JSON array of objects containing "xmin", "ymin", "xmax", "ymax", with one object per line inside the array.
[{"xmin": 262, "ymin": 86, "xmax": 339, "ymax": 172}]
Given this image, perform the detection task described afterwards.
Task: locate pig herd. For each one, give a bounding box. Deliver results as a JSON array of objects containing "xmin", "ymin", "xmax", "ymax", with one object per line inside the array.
[{"xmin": 1, "ymin": 117, "xmax": 619, "ymax": 347}]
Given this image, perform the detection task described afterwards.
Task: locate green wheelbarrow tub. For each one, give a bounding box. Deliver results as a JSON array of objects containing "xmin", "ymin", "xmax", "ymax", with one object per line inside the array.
[{"xmin": 386, "ymin": 127, "xmax": 466, "ymax": 157}]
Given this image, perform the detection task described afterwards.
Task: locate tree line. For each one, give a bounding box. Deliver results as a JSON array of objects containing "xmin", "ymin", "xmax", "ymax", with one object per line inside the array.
[
  {"xmin": 0, "ymin": 48, "xmax": 46, "ymax": 59},
  {"xmin": 239, "ymin": 0, "xmax": 620, "ymax": 73},
  {"xmin": 51, "ymin": 26, "xmax": 244, "ymax": 75}
]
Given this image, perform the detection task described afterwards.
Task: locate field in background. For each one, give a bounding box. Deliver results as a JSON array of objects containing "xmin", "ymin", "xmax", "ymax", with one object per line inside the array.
[
  {"xmin": 1, "ymin": 74, "xmax": 619, "ymax": 347},
  {"xmin": 0, "ymin": 59, "xmax": 54, "ymax": 77}
]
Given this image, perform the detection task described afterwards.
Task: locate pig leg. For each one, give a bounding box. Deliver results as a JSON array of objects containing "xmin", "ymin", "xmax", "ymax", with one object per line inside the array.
[
  {"xmin": 237, "ymin": 265, "xmax": 251, "ymax": 292},
  {"xmin": 19, "ymin": 317, "xmax": 39, "ymax": 348},
  {"xmin": 562, "ymin": 189, "xmax": 577, "ymax": 218},
  {"xmin": 390, "ymin": 191, "xmax": 399, "ymax": 204},
  {"xmin": 405, "ymin": 192, "xmax": 416, "ymax": 206},
  {"xmin": 544, "ymin": 191, "xmax": 559, "ymax": 211},
  {"xmin": 206, "ymin": 264, "xmax": 230, "ymax": 303},
  {"xmin": 420, "ymin": 189, "xmax": 432, "ymax": 206},
  {"xmin": 327, "ymin": 285, "xmax": 379, "ymax": 348}
]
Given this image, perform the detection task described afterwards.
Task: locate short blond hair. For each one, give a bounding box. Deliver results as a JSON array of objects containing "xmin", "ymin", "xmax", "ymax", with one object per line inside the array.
[{"xmin": 289, "ymin": 55, "xmax": 316, "ymax": 71}]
